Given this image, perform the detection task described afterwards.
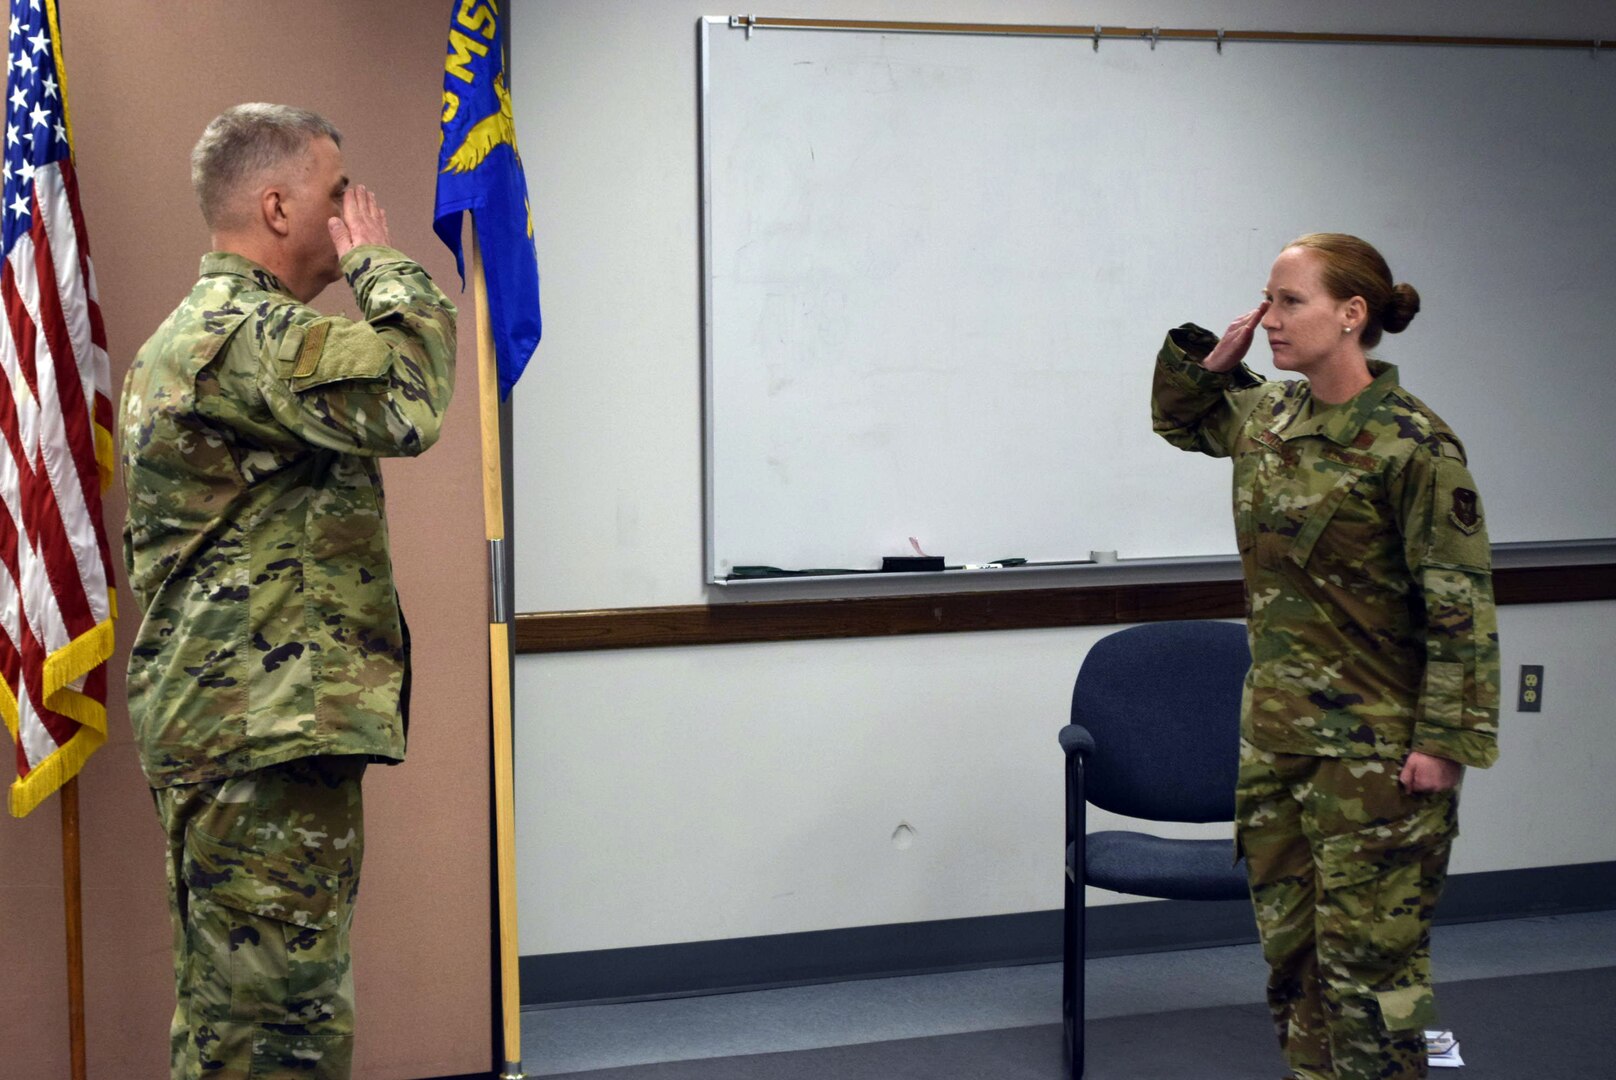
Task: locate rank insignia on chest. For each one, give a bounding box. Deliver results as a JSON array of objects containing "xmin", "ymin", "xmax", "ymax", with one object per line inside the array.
[
  {"xmin": 1450, "ymin": 487, "xmax": 1481, "ymax": 533},
  {"xmin": 1321, "ymin": 446, "xmax": 1378, "ymax": 472}
]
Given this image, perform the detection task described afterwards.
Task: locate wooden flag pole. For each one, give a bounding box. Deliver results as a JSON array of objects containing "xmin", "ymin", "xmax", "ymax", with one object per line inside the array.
[
  {"xmin": 60, "ymin": 776, "xmax": 87, "ymax": 1080},
  {"xmin": 469, "ymin": 225, "xmax": 525, "ymax": 1080}
]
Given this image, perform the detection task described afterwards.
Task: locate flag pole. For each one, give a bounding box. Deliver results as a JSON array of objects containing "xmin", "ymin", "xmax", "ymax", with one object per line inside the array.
[
  {"xmin": 468, "ymin": 223, "xmax": 525, "ymax": 1080},
  {"xmin": 60, "ymin": 776, "xmax": 87, "ymax": 1080}
]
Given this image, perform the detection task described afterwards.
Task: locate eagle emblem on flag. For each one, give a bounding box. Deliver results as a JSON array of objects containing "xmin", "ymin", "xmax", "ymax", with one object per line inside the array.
[{"xmin": 441, "ymin": 72, "xmax": 517, "ymax": 177}]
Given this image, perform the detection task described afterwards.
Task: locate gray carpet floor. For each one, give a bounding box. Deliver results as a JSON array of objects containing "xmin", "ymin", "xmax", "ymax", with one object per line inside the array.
[
  {"xmin": 537, "ymin": 965, "xmax": 1615, "ymax": 1079},
  {"xmin": 523, "ymin": 910, "xmax": 1616, "ymax": 1077}
]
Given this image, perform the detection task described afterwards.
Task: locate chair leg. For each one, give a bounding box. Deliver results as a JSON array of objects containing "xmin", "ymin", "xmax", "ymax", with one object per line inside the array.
[
  {"xmin": 1064, "ymin": 753, "xmax": 1087, "ymax": 1080},
  {"xmin": 1063, "ymin": 868, "xmax": 1085, "ymax": 1079}
]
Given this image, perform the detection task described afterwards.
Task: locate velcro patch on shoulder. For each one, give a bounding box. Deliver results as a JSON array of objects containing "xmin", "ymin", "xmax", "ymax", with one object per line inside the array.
[
  {"xmin": 288, "ymin": 319, "xmax": 392, "ymax": 392},
  {"xmin": 1429, "ymin": 457, "xmax": 1490, "ymax": 571},
  {"xmin": 292, "ymin": 321, "xmax": 329, "ymax": 378}
]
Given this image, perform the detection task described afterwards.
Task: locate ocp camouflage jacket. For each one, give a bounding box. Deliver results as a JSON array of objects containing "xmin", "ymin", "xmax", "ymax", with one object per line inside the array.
[
  {"xmin": 1152, "ymin": 324, "xmax": 1499, "ymax": 768},
  {"xmin": 121, "ymin": 246, "xmax": 457, "ymax": 787}
]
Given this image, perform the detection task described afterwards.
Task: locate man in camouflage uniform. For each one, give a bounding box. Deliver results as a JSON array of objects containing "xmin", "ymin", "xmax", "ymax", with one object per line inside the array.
[
  {"xmin": 1150, "ymin": 251, "xmax": 1498, "ymax": 1078},
  {"xmin": 121, "ymin": 104, "xmax": 457, "ymax": 1079}
]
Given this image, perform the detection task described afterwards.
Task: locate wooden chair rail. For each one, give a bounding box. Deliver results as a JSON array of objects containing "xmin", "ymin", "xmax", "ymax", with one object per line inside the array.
[{"xmin": 514, "ymin": 563, "xmax": 1616, "ymax": 654}]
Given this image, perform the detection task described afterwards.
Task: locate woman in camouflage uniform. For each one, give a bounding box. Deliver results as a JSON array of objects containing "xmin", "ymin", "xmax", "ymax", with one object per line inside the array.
[{"xmin": 1151, "ymin": 234, "xmax": 1500, "ymax": 1080}]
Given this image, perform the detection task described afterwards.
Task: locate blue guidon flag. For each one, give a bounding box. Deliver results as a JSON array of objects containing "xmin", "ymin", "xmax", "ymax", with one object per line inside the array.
[{"xmin": 433, "ymin": 0, "xmax": 541, "ymax": 401}]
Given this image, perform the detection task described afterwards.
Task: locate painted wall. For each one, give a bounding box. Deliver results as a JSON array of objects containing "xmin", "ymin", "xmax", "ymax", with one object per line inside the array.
[
  {"xmin": 0, "ymin": 4, "xmax": 493, "ymax": 1077},
  {"xmin": 511, "ymin": 0, "xmax": 1616, "ymax": 958}
]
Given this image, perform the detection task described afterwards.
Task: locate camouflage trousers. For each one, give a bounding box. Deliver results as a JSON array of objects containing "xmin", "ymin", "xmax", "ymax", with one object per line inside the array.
[
  {"xmin": 1235, "ymin": 739, "xmax": 1456, "ymax": 1080},
  {"xmin": 153, "ymin": 756, "xmax": 367, "ymax": 1080}
]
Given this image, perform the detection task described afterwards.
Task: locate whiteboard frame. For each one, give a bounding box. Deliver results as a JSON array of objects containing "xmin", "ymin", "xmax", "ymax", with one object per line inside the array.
[{"xmin": 697, "ymin": 15, "xmax": 1616, "ymax": 587}]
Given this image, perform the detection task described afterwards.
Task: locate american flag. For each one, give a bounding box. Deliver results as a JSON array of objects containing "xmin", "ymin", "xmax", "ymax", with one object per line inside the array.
[{"xmin": 0, "ymin": 0, "xmax": 113, "ymax": 818}]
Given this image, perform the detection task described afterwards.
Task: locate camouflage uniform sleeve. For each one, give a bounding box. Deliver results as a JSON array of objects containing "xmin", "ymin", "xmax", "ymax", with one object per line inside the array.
[
  {"xmin": 1151, "ymin": 323, "xmax": 1268, "ymax": 458},
  {"xmin": 257, "ymin": 244, "xmax": 458, "ymax": 456},
  {"xmin": 1392, "ymin": 438, "xmax": 1501, "ymax": 768}
]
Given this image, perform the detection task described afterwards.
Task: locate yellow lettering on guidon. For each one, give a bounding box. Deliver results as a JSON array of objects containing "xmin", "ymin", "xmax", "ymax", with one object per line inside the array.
[
  {"xmin": 442, "ymin": 91, "xmax": 460, "ymax": 125},
  {"xmin": 445, "ymin": 29, "xmax": 489, "ymax": 84},
  {"xmin": 457, "ymin": 0, "xmax": 498, "ymax": 39}
]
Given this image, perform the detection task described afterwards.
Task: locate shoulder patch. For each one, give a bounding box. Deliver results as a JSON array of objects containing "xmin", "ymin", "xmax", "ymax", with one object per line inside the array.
[
  {"xmin": 287, "ymin": 319, "xmax": 392, "ymax": 392},
  {"xmin": 293, "ymin": 321, "xmax": 330, "ymax": 378},
  {"xmin": 1450, "ymin": 486, "xmax": 1481, "ymax": 533},
  {"xmin": 1434, "ymin": 432, "xmax": 1467, "ymax": 462},
  {"xmin": 1429, "ymin": 456, "xmax": 1490, "ymax": 571}
]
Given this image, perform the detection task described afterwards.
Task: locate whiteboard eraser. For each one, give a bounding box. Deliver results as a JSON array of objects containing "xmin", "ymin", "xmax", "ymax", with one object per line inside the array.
[{"xmin": 881, "ymin": 556, "xmax": 944, "ymax": 572}]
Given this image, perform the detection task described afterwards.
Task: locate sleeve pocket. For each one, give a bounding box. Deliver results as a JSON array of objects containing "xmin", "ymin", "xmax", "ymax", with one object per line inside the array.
[{"xmin": 1422, "ymin": 660, "xmax": 1466, "ymax": 726}]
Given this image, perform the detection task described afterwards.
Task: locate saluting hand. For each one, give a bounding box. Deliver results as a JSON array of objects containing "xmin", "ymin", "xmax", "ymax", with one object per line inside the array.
[
  {"xmin": 327, "ymin": 184, "xmax": 391, "ymax": 258},
  {"xmin": 1399, "ymin": 750, "xmax": 1463, "ymax": 794},
  {"xmin": 1202, "ymin": 301, "xmax": 1270, "ymax": 373}
]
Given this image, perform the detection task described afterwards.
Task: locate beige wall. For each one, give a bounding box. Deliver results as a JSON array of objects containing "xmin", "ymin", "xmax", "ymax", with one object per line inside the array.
[
  {"xmin": 512, "ymin": 0, "xmax": 1616, "ymax": 958},
  {"xmin": 0, "ymin": 4, "xmax": 493, "ymax": 1078}
]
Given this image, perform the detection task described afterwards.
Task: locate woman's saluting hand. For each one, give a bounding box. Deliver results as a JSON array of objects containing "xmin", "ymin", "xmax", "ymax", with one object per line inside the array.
[{"xmin": 1202, "ymin": 301, "xmax": 1271, "ymax": 373}]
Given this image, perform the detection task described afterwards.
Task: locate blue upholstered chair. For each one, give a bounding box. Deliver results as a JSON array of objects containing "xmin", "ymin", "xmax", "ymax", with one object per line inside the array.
[{"xmin": 1059, "ymin": 620, "xmax": 1253, "ymax": 1080}]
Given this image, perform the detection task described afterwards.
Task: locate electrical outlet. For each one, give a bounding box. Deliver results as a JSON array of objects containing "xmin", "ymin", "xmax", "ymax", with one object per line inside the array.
[{"xmin": 1518, "ymin": 665, "xmax": 1544, "ymax": 712}]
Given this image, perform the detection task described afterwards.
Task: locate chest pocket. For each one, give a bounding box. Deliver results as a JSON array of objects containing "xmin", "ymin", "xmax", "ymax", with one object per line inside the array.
[
  {"xmin": 1286, "ymin": 469, "xmax": 1363, "ymax": 569},
  {"xmin": 188, "ymin": 312, "xmax": 252, "ymax": 428},
  {"xmin": 1247, "ymin": 430, "xmax": 1347, "ymax": 571}
]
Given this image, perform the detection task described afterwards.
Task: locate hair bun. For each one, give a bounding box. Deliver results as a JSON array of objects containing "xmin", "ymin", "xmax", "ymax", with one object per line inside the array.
[{"xmin": 1382, "ymin": 282, "xmax": 1421, "ymax": 334}]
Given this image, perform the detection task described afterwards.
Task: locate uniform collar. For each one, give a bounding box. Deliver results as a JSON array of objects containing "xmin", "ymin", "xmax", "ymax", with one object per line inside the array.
[
  {"xmin": 1280, "ymin": 360, "xmax": 1400, "ymax": 446},
  {"xmin": 198, "ymin": 251, "xmax": 293, "ymax": 299}
]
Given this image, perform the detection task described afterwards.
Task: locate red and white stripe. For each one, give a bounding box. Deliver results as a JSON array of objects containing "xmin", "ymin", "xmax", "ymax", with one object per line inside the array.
[{"xmin": 0, "ymin": 155, "xmax": 114, "ymax": 818}]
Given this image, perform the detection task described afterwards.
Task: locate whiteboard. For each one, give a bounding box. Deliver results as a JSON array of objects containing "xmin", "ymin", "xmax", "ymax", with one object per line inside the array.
[{"xmin": 700, "ymin": 19, "xmax": 1616, "ymax": 581}]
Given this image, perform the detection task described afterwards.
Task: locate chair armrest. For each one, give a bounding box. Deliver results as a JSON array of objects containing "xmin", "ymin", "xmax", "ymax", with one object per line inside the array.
[{"xmin": 1059, "ymin": 723, "xmax": 1095, "ymax": 757}]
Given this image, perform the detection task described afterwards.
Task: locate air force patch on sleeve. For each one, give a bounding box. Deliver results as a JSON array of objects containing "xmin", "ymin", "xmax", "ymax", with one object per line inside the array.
[{"xmin": 1450, "ymin": 487, "xmax": 1481, "ymax": 534}]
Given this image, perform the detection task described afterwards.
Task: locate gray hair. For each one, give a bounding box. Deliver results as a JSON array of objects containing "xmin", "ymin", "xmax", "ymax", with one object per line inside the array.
[{"xmin": 191, "ymin": 103, "xmax": 342, "ymax": 230}]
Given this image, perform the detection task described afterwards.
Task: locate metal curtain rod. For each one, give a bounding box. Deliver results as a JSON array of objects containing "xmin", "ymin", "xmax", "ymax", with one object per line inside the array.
[{"xmin": 727, "ymin": 15, "xmax": 1614, "ymax": 53}]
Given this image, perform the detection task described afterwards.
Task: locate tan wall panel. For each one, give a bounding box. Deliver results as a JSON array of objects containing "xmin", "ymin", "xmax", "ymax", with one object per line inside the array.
[{"xmin": 0, "ymin": 3, "xmax": 493, "ymax": 1077}]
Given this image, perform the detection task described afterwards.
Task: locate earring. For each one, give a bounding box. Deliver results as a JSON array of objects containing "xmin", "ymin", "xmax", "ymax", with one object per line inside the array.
[{"xmin": 1342, "ymin": 325, "xmax": 1353, "ymax": 334}]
